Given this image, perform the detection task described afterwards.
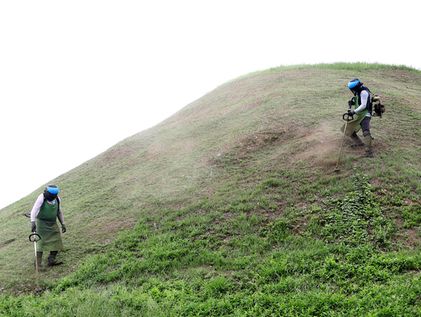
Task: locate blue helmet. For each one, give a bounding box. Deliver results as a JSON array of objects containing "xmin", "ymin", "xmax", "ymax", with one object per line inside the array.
[
  {"xmin": 348, "ymin": 78, "xmax": 361, "ymax": 90},
  {"xmin": 46, "ymin": 185, "xmax": 60, "ymax": 195}
]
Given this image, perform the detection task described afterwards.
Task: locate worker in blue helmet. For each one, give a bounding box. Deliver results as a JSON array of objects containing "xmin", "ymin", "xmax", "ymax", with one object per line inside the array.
[
  {"xmin": 30, "ymin": 185, "xmax": 66, "ymax": 269},
  {"xmin": 345, "ymin": 78, "xmax": 374, "ymax": 157}
]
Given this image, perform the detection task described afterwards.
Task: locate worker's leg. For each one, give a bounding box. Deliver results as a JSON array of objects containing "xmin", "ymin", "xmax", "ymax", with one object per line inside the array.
[{"xmin": 361, "ymin": 117, "xmax": 373, "ymax": 157}]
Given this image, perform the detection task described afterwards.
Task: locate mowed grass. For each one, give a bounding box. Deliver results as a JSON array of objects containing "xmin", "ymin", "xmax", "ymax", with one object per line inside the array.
[{"xmin": 0, "ymin": 63, "xmax": 420, "ymax": 316}]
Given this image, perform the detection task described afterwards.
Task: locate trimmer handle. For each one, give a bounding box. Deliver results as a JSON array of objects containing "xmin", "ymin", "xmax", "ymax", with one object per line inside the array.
[
  {"xmin": 342, "ymin": 112, "xmax": 354, "ymax": 121},
  {"xmin": 29, "ymin": 232, "xmax": 41, "ymax": 242}
]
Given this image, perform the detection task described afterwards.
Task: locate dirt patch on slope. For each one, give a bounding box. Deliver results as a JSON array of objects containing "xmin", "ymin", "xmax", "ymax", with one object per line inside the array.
[
  {"xmin": 292, "ymin": 121, "xmax": 340, "ymax": 167},
  {"xmin": 209, "ymin": 120, "xmax": 344, "ymax": 172},
  {"xmin": 231, "ymin": 129, "xmax": 289, "ymax": 157},
  {"xmin": 210, "ymin": 125, "xmax": 304, "ymax": 168}
]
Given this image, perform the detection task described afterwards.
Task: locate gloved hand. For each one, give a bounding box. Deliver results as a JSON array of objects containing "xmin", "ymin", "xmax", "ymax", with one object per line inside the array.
[
  {"xmin": 31, "ymin": 221, "xmax": 36, "ymax": 232},
  {"xmin": 61, "ymin": 224, "xmax": 67, "ymax": 233},
  {"xmin": 348, "ymin": 99, "xmax": 355, "ymax": 107},
  {"xmin": 348, "ymin": 109, "xmax": 355, "ymax": 116}
]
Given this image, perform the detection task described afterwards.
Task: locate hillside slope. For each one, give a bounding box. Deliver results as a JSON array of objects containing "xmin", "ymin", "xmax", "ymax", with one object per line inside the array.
[{"xmin": 0, "ymin": 63, "xmax": 420, "ymax": 315}]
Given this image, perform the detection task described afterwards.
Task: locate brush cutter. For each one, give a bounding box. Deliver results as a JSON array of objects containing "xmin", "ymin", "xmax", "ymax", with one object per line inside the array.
[
  {"xmin": 334, "ymin": 112, "xmax": 354, "ymax": 172},
  {"xmin": 29, "ymin": 232, "xmax": 41, "ymax": 274}
]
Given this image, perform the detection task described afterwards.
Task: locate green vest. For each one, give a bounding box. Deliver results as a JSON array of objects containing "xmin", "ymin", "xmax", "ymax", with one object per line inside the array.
[{"xmin": 355, "ymin": 95, "xmax": 369, "ymax": 118}]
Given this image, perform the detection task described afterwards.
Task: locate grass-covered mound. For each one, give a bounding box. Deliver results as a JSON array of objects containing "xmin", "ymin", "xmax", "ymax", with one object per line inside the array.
[{"xmin": 0, "ymin": 63, "xmax": 420, "ymax": 316}]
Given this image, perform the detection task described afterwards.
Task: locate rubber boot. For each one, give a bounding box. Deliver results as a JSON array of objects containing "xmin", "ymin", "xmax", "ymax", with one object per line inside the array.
[
  {"xmin": 47, "ymin": 251, "xmax": 63, "ymax": 267},
  {"xmin": 350, "ymin": 132, "xmax": 364, "ymax": 147},
  {"xmin": 363, "ymin": 133, "xmax": 374, "ymax": 157},
  {"xmin": 35, "ymin": 251, "xmax": 45, "ymax": 272}
]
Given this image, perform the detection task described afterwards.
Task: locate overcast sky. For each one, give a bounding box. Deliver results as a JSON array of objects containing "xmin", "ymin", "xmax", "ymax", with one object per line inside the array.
[{"xmin": 0, "ymin": 0, "xmax": 420, "ymax": 210}]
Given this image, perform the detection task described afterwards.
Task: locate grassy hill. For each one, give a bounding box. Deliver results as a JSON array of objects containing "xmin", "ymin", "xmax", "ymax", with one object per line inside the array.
[{"xmin": 0, "ymin": 63, "xmax": 420, "ymax": 316}]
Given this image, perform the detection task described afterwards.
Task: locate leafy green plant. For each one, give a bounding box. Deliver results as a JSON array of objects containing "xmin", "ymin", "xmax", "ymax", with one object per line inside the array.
[{"xmin": 309, "ymin": 173, "xmax": 395, "ymax": 248}]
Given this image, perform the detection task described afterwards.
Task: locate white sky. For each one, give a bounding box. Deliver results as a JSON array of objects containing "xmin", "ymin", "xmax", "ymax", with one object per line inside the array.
[{"xmin": 0, "ymin": 0, "xmax": 420, "ymax": 210}]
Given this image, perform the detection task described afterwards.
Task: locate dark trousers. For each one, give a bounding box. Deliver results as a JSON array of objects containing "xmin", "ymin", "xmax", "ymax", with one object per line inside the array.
[
  {"xmin": 360, "ymin": 116, "xmax": 371, "ymax": 137},
  {"xmin": 361, "ymin": 116, "xmax": 373, "ymax": 155}
]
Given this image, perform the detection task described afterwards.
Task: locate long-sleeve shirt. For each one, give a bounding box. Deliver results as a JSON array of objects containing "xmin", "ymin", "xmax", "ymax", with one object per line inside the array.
[
  {"xmin": 354, "ymin": 90, "xmax": 371, "ymax": 117},
  {"xmin": 30, "ymin": 193, "xmax": 64, "ymax": 224}
]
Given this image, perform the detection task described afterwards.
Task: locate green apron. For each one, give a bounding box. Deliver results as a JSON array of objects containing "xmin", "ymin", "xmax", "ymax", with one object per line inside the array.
[
  {"xmin": 36, "ymin": 200, "xmax": 63, "ymax": 252},
  {"xmin": 341, "ymin": 95, "xmax": 369, "ymax": 136}
]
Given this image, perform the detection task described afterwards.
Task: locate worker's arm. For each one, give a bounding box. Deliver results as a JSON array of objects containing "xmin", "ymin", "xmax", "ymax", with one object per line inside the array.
[
  {"xmin": 354, "ymin": 90, "xmax": 369, "ymax": 114},
  {"xmin": 30, "ymin": 194, "xmax": 44, "ymax": 222},
  {"xmin": 57, "ymin": 197, "xmax": 66, "ymax": 233},
  {"xmin": 57, "ymin": 197, "xmax": 64, "ymax": 224}
]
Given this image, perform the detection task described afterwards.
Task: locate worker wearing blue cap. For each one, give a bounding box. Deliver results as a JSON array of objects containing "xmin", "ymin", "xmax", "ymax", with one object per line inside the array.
[
  {"xmin": 346, "ymin": 78, "xmax": 374, "ymax": 157},
  {"xmin": 30, "ymin": 185, "xmax": 66, "ymax": 269}
]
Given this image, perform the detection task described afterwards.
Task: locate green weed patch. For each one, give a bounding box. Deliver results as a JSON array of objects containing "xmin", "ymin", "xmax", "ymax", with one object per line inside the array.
[{"xmin": 308, "ymin": 173, "xmax": 395, "ymax": 248}]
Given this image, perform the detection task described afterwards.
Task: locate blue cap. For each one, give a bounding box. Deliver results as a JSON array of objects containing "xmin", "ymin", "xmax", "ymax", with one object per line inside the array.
[
  {"xmin": 46, "ymin": 185, "xmax": 60, "ymax": 195},
  {"xmin": 348, "ymin": 78, "xmax": 361, "ymax": 90}
]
